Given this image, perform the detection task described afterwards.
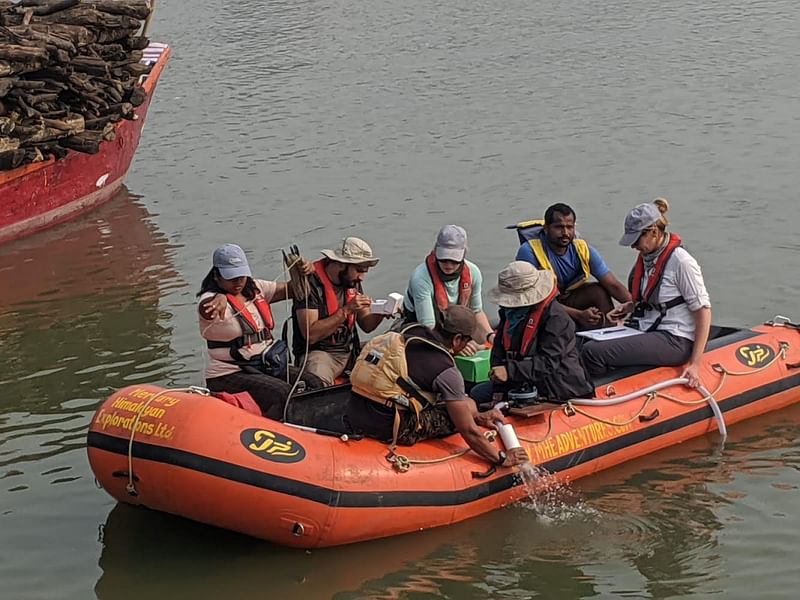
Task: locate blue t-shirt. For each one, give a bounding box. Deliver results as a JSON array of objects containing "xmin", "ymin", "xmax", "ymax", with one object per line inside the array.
[
  {"xmin": 515, "ymin": 233, "xmax": 609, "ymax": 292},
  {"xmin": 404, "ymin": 260, "xmax": 483, "ymax": 327}
]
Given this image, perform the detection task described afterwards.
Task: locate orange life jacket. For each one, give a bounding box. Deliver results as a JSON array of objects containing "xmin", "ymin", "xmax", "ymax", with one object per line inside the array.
[
  {"xmin": 629, "ymin": 232, "xmax": 682, "ymax": 304},
  {"xmin": 501, "ymin": 285, "xmax": 559, "ymax": 355},
  {"xmin": 314, "ymin": 259, "xmax": 357, "ymax": 333},
  {"xmin": 425, "ymin": 252, "xmax": 472, "ymax": 312},
  {"xmin": 226, "ymin": 293, "xmax": 275, "ymax": 334},
  {"xmin": 205, "ymin": 291, "xmax": 275, "ymax": 359}
]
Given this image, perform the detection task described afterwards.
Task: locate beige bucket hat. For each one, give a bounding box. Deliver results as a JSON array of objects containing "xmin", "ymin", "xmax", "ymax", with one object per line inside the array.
[
  {"xmin": 320, "ymin": 237, "xmax": 380, "ymax": 266},
  {"xmin": 489, "ymin": 261, "xmax": 557, "ymax": 308}
]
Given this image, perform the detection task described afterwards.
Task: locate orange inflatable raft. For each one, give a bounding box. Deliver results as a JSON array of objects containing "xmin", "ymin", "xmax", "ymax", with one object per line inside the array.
[{"xmin": 87, "ymin": 320, "xmax": 800, "ymax": 548}]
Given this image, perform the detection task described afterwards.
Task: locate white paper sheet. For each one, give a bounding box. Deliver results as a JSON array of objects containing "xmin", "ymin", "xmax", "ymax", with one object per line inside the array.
[{"xmin": 576, "ymin": 326, "xmax": 644, "ymax": 341}]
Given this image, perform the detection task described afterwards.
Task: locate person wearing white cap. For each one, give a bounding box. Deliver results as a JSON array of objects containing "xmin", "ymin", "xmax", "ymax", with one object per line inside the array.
[
  {"xmin": 469, "ymin": 261, "xmax": 594, "ymax": 405},
  {"xmin": 513, "ymin": 203, "xmax": 632, "ymax": 330},
  {"xmin": 292, "ymin": 236, "xmax": 387, "ymax": 386},
  {"xmin": 581, "ymin": 199, "xmax": 711, "ymax": 388},
  {"xmin": 402, "ymin": 225, "xmax": 493, "ymax": 353},
  {"xmin": 198, "ymin": 244, "xmax": 324, "ymax": 418}
]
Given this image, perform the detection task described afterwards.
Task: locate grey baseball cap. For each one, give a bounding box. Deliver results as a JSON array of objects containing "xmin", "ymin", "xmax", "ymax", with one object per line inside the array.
[
  {"xmin": 619, "ymin": 203, "xmax": 662, "ymax": 246},
  {"xmin": 435, "ymin": 225, "xmax": 468, "ymax": 262},
  {"xmin": 213, "ymin": 243, "xmax": 252, "ymax": 279}
]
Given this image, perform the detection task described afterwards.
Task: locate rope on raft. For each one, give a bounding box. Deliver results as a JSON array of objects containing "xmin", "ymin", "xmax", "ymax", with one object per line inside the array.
[
  {"xmin": 387, "ymin": 341, "xmax": 792, "ymax": 472},
  {"xmin": 387, "ymin": 430, "xmax": 498, "ymax": 473},
  {"xmin": 565, "ymin": 343, "xmax": 789, "ymax": 442},
  {"xmin": 125, "ymin": 386, "xmax": 210, "ymax": 496}
]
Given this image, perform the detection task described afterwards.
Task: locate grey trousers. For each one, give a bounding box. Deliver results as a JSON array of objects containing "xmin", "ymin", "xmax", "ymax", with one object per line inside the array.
[{"xmin": 580, "ymin": 330, "xmax": 693, "ymax": 378}]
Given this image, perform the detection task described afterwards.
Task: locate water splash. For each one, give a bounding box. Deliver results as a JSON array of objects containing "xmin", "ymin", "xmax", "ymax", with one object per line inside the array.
[{"xmin": 517, "ymin": 462, "xmax": 598, "ymax": 524}]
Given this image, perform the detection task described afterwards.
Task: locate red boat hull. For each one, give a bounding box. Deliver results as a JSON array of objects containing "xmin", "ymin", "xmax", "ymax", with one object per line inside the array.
[{"xmin": 0, "ymin": 45, "xmax": 171, "ymax": 245}]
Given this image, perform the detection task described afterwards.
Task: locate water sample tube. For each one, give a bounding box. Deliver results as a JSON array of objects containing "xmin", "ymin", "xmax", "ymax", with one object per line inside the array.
[{"xmin": 495, "ymin": 422, "xmax": 522, "ymax": 450}]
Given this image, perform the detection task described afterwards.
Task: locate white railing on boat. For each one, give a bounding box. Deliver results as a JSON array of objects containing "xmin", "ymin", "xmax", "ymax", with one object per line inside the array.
[{"xmin": 141, "ymin": 43, "xmax": 169, "ymax": 66}]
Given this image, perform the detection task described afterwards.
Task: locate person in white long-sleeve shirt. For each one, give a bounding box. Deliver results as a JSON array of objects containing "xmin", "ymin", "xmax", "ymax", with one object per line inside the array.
[{"xmin": 581, "ymin": 198, "xmax": 711, "ymax": 388}]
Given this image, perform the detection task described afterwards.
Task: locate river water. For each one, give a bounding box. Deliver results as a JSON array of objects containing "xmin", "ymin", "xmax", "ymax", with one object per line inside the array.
[{"xmin": 1, "ymin": 0, "xmax": 799, "ymax": 598}]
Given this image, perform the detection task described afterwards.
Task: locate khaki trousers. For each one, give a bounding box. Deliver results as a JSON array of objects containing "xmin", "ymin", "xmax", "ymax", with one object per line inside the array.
[{"xmin": 302, "ymin": 350, "xmax": 351, "ymax": 386}]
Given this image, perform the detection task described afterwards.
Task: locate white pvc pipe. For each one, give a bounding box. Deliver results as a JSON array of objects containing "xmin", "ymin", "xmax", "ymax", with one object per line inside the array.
[
  {"xmin": 569, "ymin": 378, "xmax": 690, "ymax": 406},
  {"xmin": 568, "ymin": 377, "xmax": 727, "ymax": 442},
  {"xmin": 494, "ymin": 422, "xmax": 522, "ymax": 450}
]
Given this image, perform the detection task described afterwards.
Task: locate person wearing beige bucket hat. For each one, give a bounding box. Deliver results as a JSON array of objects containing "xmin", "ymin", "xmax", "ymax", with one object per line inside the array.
[
  {"xmin": 292, "ymin": 236, "xmax": 388, "ymax": 386},
  {"xmin": 469, "ymin": 261, "xmax": 594, "ymax": 406}
]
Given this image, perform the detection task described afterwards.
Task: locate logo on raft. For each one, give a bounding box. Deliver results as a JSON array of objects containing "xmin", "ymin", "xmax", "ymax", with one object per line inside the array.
[
  {"xmin": 735, "ymin": 343, "xmax": 775, "ymax": 368},
  {"xmin": 240, "ymin": 428, "xmax": 306, "ymax": 463}
]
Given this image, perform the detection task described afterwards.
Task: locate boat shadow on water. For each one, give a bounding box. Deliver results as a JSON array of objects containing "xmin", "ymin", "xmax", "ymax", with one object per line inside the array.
[
  {"xmin": 93, "ymin": 403, "xmax": 800, "ymax": 600},
  {"xmin": 0, "ymin": 187, "xmax": 181, "ymax": 417}
]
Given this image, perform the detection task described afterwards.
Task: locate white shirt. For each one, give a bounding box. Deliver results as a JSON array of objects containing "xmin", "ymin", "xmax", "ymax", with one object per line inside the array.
[
  {"xmin": 199, "ymin": 279, "xmax": 278, "ymax": 379},
  {"xmin": 636, "ymin": 247, "xmax": 711, "ymax": 341}
]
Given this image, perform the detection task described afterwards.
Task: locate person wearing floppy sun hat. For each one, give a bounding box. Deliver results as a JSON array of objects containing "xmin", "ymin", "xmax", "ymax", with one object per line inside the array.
[
  {"xmin": 292, "ymin": 236, "xmax": 388, "ymax": 386},
  {"xmin": 198, "ymin": 244, "xmax": 324, "ymax": 419},
  {"xmin": 469, "ymin": 261, "xmax": 594, "ymax": 406},
  {"xmin": 401, "ymin": 225, "xmax": 494, "ymax": 354},
  {"xmin": 580, "ymin": 198, "xmax": 711, "ymax": 388}
]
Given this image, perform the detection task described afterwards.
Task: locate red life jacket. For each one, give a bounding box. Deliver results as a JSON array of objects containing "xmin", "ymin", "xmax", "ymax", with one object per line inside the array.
[
  {"xmin": 225, "ymin": 293, "xmax": 274, "ymax": 336},
  {"xmin": 630, "ymin": 233, "xmax": 682, "ymax": 304},
  {"xmin": 502, "ymin": 285, "xmax": 559, "ymax": 355},
  {"xmin": 425, "ymin": 252, "xmax": 472, "ymax": 312},
  {"xmin": 314, "ymin": 259, "xmax": 357, "ymax": 332}
]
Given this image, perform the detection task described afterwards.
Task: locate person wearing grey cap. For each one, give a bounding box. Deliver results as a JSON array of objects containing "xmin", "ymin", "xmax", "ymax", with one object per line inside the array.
[
  {"xmin": 402, "ymin": 225, "xmax": 493, "ymax": 352},
  {"xmin": 198, "ymin": 244, "xmax": 324, "ymax": 419},
  {"xmin": 347, "ymin": 305, "xmax": 529, "ymax": 467},
  {"xmin": 581, "ymin": 199, "xmax": 711, "ymax": 388},
  {"xmin": 292, "ymin": 236, "xmax": 387, "ymax": 386},
  {"xmin": 514, "ymin": 203, "xmax": 632, "ymax": 330},
  {"xmin": 469, "ymin": 261, "xmax": 594, "ymax": 406}
]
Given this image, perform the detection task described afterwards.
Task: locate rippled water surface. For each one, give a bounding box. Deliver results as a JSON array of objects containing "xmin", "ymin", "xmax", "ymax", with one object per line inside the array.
[{"xmin": 1, "ymin": 0, "xmax": 799, "ymax": 598}]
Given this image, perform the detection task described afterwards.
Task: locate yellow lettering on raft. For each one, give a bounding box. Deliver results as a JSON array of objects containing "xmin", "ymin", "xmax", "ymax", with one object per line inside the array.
[
  {"xmin": 126, "ymin": 388, "xmax": 182, "ymax": 406},
  {"xmin": 530, "ymin": 415, "xmax": 635, "ymax": 462}
]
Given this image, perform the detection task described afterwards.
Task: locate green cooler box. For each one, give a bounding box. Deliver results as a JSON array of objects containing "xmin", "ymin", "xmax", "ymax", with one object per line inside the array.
[{"xmin": 454, "ymin": 349, "xmax": 491, "ymax": 383}]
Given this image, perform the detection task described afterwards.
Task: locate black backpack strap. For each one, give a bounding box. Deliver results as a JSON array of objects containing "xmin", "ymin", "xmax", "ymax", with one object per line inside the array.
[
  {"xmin": 644, "ymin": 296, "xmax": 686, "ymax": 332},
  {"xmin": 396, "ymin": 376, "xmax": 432, "ymax": 407}
]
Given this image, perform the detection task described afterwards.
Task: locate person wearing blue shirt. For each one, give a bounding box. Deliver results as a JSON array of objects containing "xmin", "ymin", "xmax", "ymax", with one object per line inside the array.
[{"xmin": 515, "ymin": 203, "xmax": 631, "ymax": 330}]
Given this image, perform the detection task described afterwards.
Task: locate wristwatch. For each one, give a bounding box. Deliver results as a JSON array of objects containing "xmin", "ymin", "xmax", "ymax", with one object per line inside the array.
[{"xmin": 496, "ymin": 450, "xmax": 507, "ymax": 466}]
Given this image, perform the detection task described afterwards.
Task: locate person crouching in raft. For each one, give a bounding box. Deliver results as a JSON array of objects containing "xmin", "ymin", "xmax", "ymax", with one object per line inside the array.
[
  {"xmin": 401, "ymin": 225, "xmax": 494, "ymax": 354},
  {"xmin": 347, "ymin": 305, "xmax": 529, "ymax": 468},
  {"xmin": 469, "ymin": 261, "xmax": 594, "ymax": 406},
  {"xmin": 198, "ymin": 244, "xmax": 324, "ymax": 418},
  {"xmin": 580, "ymin": 199, "xmax": 711, "ymax": 388}
]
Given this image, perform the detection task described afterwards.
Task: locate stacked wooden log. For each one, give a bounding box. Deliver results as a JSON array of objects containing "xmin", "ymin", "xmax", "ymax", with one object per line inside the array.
[{"xmin": 0, "ymin": 0, "xmax": 153, "ymax": 171}]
